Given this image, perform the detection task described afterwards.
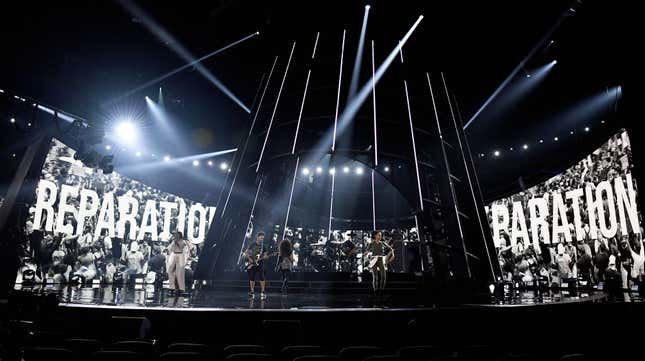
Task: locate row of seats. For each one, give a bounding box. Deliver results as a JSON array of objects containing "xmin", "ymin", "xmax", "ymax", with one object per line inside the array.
[{"xmin": 22, "ymin": 340, "xmax": 587, "ymax": 361}]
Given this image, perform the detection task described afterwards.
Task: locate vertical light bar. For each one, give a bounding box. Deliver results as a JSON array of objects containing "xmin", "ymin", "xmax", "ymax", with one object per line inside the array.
[
  {"xmin": 221, "ymin": 59, "xmax": 278, "ymax": 218},
  {"xmin": 327, "ymin": 172, "xmax": 336, "ymax": 240},
  {"xmin": 249, "ymin": 56, "xmax": 278, "ymax": 135},
  {"xmin": 414, "ymin": 215, "xmax": 424, "ymax": 272},
  {"xmin": 403, "ymin": 81, "xmax": 424, "ymax": 211},
  {"xmin": 426, "ymin": 72, "xmax": 470, "ymax": 277},
  {"xmin": 257, "ymin": 42, "xmax": 296, "ymax": 173},
  {"xmin": 237, "ymin": 179, "xmax": 263, "ymax": 264},
  {"xmin": 292, "ymin": 33, "xmax": 320, "ymax": 154},
  {"xmin": 371, "ymin": 169, "xmax": 376, "ymax": 231},
  {"xmin": 331, "ymin": 30, "xmax": 346, "ymax": 152},
  {"xmin": 311, "ymin": 32, "xmax": 320, "ymax": 59},
  {"xmin": 371, "ymin": 40, "xmax": 378, "ymax": 166},
  {"xmin": 282, "ymin": 157, "xmax": 300, "ymax": 240},
  {"xmin": 292, "ymin": 71, "xmax": 311, "ymax": 154},
  {"xmin": 441, "ymin": 72, "xmax": 496, "ymax": 281},
  {"xmin": 348, "ymin": 5, "xmax": 370, "ymax": 98}
]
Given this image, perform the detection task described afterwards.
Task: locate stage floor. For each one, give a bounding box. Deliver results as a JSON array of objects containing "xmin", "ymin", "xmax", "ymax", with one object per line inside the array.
[{"xmin": 13, "ymin": 283, "xmax": 615, "ymax": 311}]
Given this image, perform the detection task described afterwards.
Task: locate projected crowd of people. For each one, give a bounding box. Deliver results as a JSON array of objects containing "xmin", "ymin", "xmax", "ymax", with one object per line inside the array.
[
  {"xmin": 15, "ymin": 139, "xmax": 212, "ymax": 286},
  {"xmin": 488, "ymin": 130, "xmax": 643, "ymax": 290}
]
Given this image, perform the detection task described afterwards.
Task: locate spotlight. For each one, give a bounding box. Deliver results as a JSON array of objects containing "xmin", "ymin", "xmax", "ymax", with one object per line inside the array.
[
  {"xmin": 105, "ymin": 145, "xmax": 111, "ymax": 150},
  {"xmin": 494, "ymin": 150, "xmax": 500, "ymax": 157},
  {"xmin": 523, "ymin": 144, "xmax": 528, "ymax": 150},
  {"xmin": 193, "ymin": 160, "xmax": 199, "ymax": 167},
  {"xmin": 343, "ymin": 166, "xmax": 350, "ymax": 173},
  {"xmin": 207, "ymin": 160, "xmax": 213, "ymax": 167},
  {"xmin": 570, "ymin": 130, "xmax": 574, "ymax": 135},
  {"xmin": 115, "ymin": 121, "xmax": 137, "ymax": 143},
  {"xmin": 509, "ymin": 147, "xmax": 514, "ymax": 151},
  {"xmin": 135, "ymin": 151, "xmax": 141, "ymax": 157},
  {"xmin": 526, "ymin": 74, "xmax": 531, "ymax": 78},
  {"xmin": 365, "ymin": 4, "xmax": 371, "ymax": 9},
  {"xmin": 329, "ymin": 167, "xmax": 336, "ymax": 175},
  {"xmin": 539, "ymin": 139, "xmax": 544, "ymax": 143},
  {"xmin": 220, "ymin": 162, "xmax": 228, "ymax": 170},
  {"xmin": 163, "ymin": 155, "xmax": 171, "ymax": 162},
  {"xmin": 601, "ymin": 120, "xmax": 605, "ymax": 124},
  {"xmin": 384, "ymin": 166, "xmax": 390, "ymax": 172},
  {"xmin": 10, "ymin": 118, "xmax": 15, "ymax": 123},
  {"xmin": 584, "ymin": 126, "xmax": 590, "ymax": 132},
  {"xmin": 316, "ymin": 166, "xmax": 323, "ymax": 174},
  {"xmin": 27, "ymin": 122, "xmax": 32, "ymax": 127},
  {"xmin": 355, "ymin": 167, "xmax": 364, "ymax": 175},
  {"xmin": 552, "ymin": 60, "xmax": 558, "ymax": 64},
  {"xmin": 302, "ymin": 167, "xmax": 310, "ymax": 175},
  {"xmin": 554, "ymin": 137, "xmax": 559, "ymax": 141}
]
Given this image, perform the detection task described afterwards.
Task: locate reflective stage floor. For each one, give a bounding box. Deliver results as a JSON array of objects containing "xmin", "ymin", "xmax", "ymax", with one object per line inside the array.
[{"xmin": 13, "ymin": 283, "xmax": 619, "ymax": 311}]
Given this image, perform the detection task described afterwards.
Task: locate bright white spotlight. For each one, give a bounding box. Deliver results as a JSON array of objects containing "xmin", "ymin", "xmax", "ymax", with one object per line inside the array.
[
  {"xmin": 494, "ymin": 150, "xmax": 500, "ymax": 157},
  {"xmin": 539, "ymin": 139, "xmax": 544, "ymax": 143},
  {"xmin": 552, "ymin": 60, "xmax": 558, "ymax": 64},
  {"xmin": 365, "ymin": 5, "xmax": 371, "ymax": 9},
  {"xmin": 302, "ymin": 168, "xmax": 310, "ymax": 175},
  {"xmin": 316, "ymin": 166, "xmax": 323, "ymax": 174},
  {"xmin": 570, "ymin": 130, "xmax": 574, "ymax": 134},
  {"xmin": 220, "ymin": 162, "xmax": 228, "ymax": 170},
  {"xmin": 207, "ymin": 160, "xmax": 213, "ymax": 167},
  {"xmin": 135, "ymin": 151, "xmax": 141, "ymax": 157},
  {"xmin": 329, "ymin": 167, "xmax": 336, "ymax": 175},
  {"xmin": 384, "ymin": 166, "xmax": 390, "ymax": 172},
  {"xmin": 10, "ymin": 118, "xmax": 15, "ymax": 123},
  {"xmin": 601, "ymin": 120, "xmax": 605, "ymax": 124},
  {"xmin": 526, "ymin": 74, "xmax": 531, "ymax": 78},
  {"xmin": 355, "ymin": 167, "xmax": 364, "ymax": 175},
  {"xmin": 115, "ymin": 121, "xmax": 137, "ymax": 143},
  {"xmin": 343, "ymin": 166, "xmax": 350, "ymax": 173},
  {"xmin": 163, "ymin": 155, "xmax": 171, "ymax": 162},
  {"xmin": 523, "ymin": 144, "xmax": 528, "ymax": 150},
  {"xmin": 584, "ymin": 126, "xmax": 590, "ymax": 132},
  {"xmin": 554, "ymin": 137, "xmax": 559, "ymax": 141},
  {"xmin": 510, "ymin": 147, "xmax": 514, "ymax": 151},
  {"xmin": 193, "ymin": 160, "xmax": 199, "ymax": 167},
  {"xmin": 27, "ymin": 122, "xmax": 32, "ymax": 127}
]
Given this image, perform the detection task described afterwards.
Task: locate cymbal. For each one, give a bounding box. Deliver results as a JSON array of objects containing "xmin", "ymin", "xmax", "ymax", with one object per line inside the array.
[{"xmin": 330, "ymin": 241, "xmax": 345, "ymax": 244}]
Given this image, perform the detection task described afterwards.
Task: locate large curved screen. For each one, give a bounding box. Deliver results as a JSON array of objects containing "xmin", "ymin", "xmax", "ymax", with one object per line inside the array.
[{"xmin": 486, "ymin": 129, "xmax": 642, "ymax": 288}]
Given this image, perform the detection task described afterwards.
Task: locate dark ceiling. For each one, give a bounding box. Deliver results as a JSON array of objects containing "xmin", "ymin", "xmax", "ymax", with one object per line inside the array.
[{"xmin": 0, "ymin": 0, "xmax": 637, "ymax": 201}]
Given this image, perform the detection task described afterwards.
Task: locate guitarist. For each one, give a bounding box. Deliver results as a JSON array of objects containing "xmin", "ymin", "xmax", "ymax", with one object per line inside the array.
[
  {"xmin": 244, "ymin": 232, "xmax": 269, "ymax": 299},
  {"xmin": 366, "ymin": 231, "xmax": 394, "ymax": 293}
]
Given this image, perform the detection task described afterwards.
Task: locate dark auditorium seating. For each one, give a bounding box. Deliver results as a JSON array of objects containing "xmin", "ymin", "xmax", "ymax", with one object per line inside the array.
[
  {"xmin": 363, "ymin": 355, "xmax": 400, "ymax": 361},
  {"xmin": 282, "ymin": 345, "xmax": 330, "ymax": 361},
  {"xmin": 107, "ymin": 340, "xmax": 156, "ymax": 358},
  {"xmin": 160, "ymin": 351, "xmax": 210, "ymax": 361},
  {"xmin": 559, "ymin": 355, "xmax": 586, "ymax": 361},
  {"xmin": 226, "ymin": 353, "xmax": 273, "ymax": 361},
  {"xmin": 64, "ymin": 338, "xmax": 102, "ymax": 361},
  {"xmin": 339, "ymin": 346, "xmax": 387, "ymax": 361},
  {"xmin": 92, "ymin": 350, "xmax": 141, "ymax": 361},
  {"xmin": 224, "ymin": 345, "xmax": 268, "ymax": 357},
  {"xmin": 497, "ymin": 355, "xmax": 540, "ymax": 361},
  {"xmin": 294, "ymin": 356, "xmax": 342, "ymax": 361},
  {"xmin": 167, "ymin": 343, "xmax": 211, "ymax": 354},
  {"xmin": 24, "ymin": 347, "xmax": 73, "ymax": 361},
  {"xmin": 398, "ymin": 346, "xmax": 451, "ymax": 361}
]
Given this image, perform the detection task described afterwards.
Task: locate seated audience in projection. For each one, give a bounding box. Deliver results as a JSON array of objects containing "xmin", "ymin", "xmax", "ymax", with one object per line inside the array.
[
  {"xmin": 487, "ymin": 129, "xmax": 643, "ymax": 289},
  {"xmin": 14, "ymin": 138, "xmax": 216, "ymax": 285}
]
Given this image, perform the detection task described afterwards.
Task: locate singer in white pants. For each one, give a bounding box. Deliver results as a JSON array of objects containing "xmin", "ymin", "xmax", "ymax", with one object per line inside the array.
[{"xmin": 166, "ymin": 231, "xmax": 188, "ymax": 293}]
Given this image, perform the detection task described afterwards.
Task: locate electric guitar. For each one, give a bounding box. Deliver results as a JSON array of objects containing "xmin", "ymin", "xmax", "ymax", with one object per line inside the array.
[{"xmin": 244, "ymin": 251, "xmax": 278, "ymax": 270}]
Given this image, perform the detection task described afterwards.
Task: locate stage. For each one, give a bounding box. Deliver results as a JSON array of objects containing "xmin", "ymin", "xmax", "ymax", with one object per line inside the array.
[{"xmin": 12, "ymin": 282, "xmax": 617, "ymax": 311}]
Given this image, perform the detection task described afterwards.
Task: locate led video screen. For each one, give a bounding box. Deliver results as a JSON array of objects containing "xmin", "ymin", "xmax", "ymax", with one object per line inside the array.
[
  {"xmin": 486, "ymin": 129, "xmax": 642, "ymax": 288},
  {"xmin": 16, "ymin": 138, "xmax": 216, "ymax": 283}
]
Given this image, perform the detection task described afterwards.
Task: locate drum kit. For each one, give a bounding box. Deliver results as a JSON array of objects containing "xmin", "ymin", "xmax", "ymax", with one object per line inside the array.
[{"xmin": 304, "ymin": 231, "xmax": 364, "ymax": 272}]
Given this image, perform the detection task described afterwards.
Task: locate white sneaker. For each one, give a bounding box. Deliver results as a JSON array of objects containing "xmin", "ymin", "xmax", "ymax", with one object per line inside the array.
[{"xmin": 260, "ymin": 292, "xmax": 267, "ymax": 300}]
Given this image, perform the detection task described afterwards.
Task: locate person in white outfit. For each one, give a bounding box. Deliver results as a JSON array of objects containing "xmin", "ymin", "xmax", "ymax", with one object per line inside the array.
[{"xmin": 166, "ymin": 231, "xmax": 188, "ymax": 294}]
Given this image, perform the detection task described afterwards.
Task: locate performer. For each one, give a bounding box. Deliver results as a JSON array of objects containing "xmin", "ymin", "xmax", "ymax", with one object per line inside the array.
[
  {"xmin": 366, "ymin": 230, "xmax": 394, "ymax": 293},
  {"xmin": 244, "ymin": 232, "xmax": 269, "ymax": 299},
  {"xmin": 276, "ymin": 239, "xmax": 294, "ymax": 295},
  {"xmin": 166, "ymin": 231, "xmax": 188, "ymax": 295}
]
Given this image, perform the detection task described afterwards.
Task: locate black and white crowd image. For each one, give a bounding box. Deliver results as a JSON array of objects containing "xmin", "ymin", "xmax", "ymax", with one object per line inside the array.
[
  {"xmin": 486, "ymin": 129, "xmax": 643, "ymax": 289},
  {"xmin": 15, "ymin": 138, "xmax": 216, "ymax": 285}
]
